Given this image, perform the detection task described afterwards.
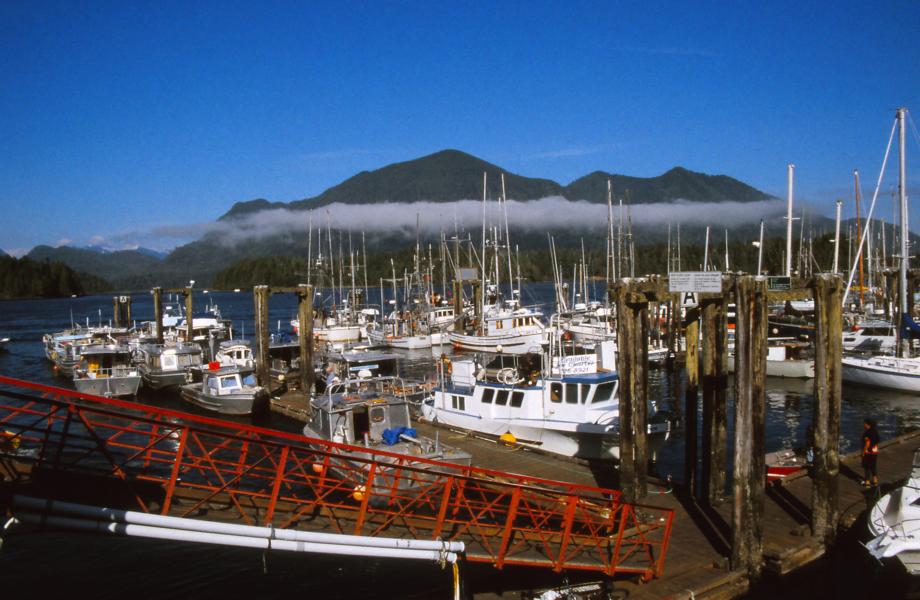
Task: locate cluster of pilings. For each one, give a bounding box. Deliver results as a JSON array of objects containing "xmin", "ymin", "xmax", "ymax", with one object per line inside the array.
[{"xmin": 613, "ymin": 274, "xmax": 842, "ymax": 577}]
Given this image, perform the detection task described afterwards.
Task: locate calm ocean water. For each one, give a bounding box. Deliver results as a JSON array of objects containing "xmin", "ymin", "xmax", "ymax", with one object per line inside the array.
[{"xmin": 1, "ymin": 285, "xmax": 918, "ymax": 597}]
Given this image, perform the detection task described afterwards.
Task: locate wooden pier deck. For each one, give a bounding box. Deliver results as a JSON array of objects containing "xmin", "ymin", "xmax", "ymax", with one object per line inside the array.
[{"xmin": 269, "ymin": 391, "xmax": 920, "ymax": 599}]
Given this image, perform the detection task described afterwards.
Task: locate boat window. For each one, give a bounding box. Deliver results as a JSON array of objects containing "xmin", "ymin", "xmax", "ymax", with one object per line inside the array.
[
  {"xmin": 220, "ymin": 376, "xmax": 241, "ymax": 391},
  {"xmin": 565, "ymin": 383, "xmax": 579, "ymax": 404},
  {"xmin": 482, "ymin": 388, "xmax": 494, "ymax": 404},
  {"xmin": 510, "ymin": 391, "xmax": 524, "ymax": 408},
  {"xmin": 161, "ymin": 354, "xmax": 177, "ymax": 370},
  {"xmin": 451, "ymin": 395, "xmax": 465, "ymax": 411},
  {"xmin": 242, "ymin": 373, "xmax": 256, "ymax": 386},
  {"xmin": 495, "ymin": 320, "xmax": 503, "ymax": 330},
  {"xmin": 370, "ymin": 406, "xmax": 386, "ymax": 424},
  {"xmin": 550, "ymin": 382, "xmax": 562, "ymax": 403},
  {"xmin": 592, "ymin": 382, "xmax": 615, "ymax": 404},
  {"xmin": 495, "ymin": 390, "xmax": 509, "ymax": 405},
  {"xmin": 208, "ymin": 378, "xmax": 219, "ymax": 393}
]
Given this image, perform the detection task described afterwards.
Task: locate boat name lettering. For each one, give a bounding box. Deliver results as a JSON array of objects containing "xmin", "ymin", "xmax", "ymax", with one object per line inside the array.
[{"xmin": 560, "ymin": 355, "xmax": 597, "ymax": 374}]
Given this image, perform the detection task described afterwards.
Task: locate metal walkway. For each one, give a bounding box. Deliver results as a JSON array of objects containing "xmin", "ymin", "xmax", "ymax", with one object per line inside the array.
[{"xmin": 0, "ymin": 375, "xmax": 673, "ymax": 578}]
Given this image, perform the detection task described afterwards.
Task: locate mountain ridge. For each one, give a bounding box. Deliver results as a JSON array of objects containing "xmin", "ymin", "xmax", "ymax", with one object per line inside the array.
[{"xmin": 220, "ymin": 149, "xmax": 774, "ymax": 221}]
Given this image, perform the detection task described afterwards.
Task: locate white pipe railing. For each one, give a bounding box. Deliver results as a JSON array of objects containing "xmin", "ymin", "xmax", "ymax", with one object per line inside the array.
[{"xmin": 13, "ymin": 496, "xmax": 461, "ymax": 562}]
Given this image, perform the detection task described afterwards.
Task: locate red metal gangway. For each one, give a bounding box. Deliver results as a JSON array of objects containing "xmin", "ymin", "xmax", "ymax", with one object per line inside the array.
[{"xmin": 0, "ymin": 375, "xmax": 673, "ymax": 578}]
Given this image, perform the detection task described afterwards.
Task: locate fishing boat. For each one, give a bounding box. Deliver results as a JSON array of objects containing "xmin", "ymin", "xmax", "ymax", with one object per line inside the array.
[
  {"xmin": 135, "ymin": 343, "xmax": 203, "ymax": 390},
  {"xmin": 72, "ymin": 344, "xmax": 141, "ymax": 398},
  {"xmin": 215, "ymin": 339, "xmax": 255, "ymax": 369},
  {"xmin": 422, "ymin": 341, "xmax": 669, "ymax": 460},
  {"xmin": 448, "ymin": 294, "xmax": 547, "ymax": 354},
  {"xmin": 842, "ymin": 109, "xmax": 920, "ymax": 393},
  {"xmin": 728, "ymin": 339, "xmax": 815, "ymax": 379},
  {"xmin": 842, "ymin": 321, "xmax": 897, "ymax": 353},
  {"xmin": 303, "ymin": 373, "xmax": 472, "ymax": 491},
  {"xmin": 179, "ymin": 364, "xmax": 269, "ymax": 415}
]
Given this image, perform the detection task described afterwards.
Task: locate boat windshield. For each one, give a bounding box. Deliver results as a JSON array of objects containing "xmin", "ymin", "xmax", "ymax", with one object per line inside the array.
[
  {"xmin": 242, "ymin": 373, "xmax": 256, "ymax": 386},
  {"xmin": 592, "ymin": 382, "xmax": 615, "ymax": 404}
]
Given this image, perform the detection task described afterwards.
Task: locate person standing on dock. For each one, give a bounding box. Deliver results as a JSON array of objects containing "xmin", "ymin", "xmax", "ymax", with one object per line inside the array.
[{"xmin": 862, "ymin": 418, "xmax": 880, "ymax": 488}]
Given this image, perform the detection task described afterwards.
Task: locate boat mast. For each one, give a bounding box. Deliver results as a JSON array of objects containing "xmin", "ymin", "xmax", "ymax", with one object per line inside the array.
[
  {"xmin": 757, "ymin": 219, "xmax": 764, "ymax": 275},
  {"xmin": 607, "ymin": 180, "xmax": 616, "ymax": 281},
  {"xmin": 855, "ymin": 169, "xmax": 865, "ymax": 308},
  {"xmin": 898, "ymin": 107, "xmax": 909, "ymax": 357},
  {"xmin": 724, "ymin": 229, "xmax": 729, "ymax": 272},
  {"xmin": 703, "ymin": 226, "xmax": 710, "ymax": 271},
  {"xmin": 833, "ymin": 200, "xmax": 842, "ymax": 274},
  {"xmin": 785, "ymin": 164, "xmax": 795, "ymax": 277},
  {"xmin": 307, "ymin": 211, "xmax": 313, "ymax": 287},
  {"xmin": 501, "ymin": 174, "xmax": 514, "ymax": 304}
]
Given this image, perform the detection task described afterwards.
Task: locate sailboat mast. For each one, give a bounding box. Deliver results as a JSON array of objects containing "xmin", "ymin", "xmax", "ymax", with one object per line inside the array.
[
  {"xmin": 833, "ymin": 200, "xmax": 842, "ymax": 273},
  {"xmin": 501, "ymin": 173, "xmax": 514, "ymax": 302},
  {"xmin": 786, "ymin": 164, "xmax": 795, "ymax": 277},
  {"xmin": 757, "ymin": 220, "xmax": 764, "ymax": 275},
  {"xmin": 703, "ymin": 226, "xmax": 710, "ymax": 271},
  {"xmin": 897, "ymin": 107, "xmax": 909, "ymax": 342},
  {"xmin": 855, "ymin": 169, "xmax": 865, "ymax": 307},
  {"xmin": 307, "ymin": 211, "xmax": 313, "ymax": 286}
]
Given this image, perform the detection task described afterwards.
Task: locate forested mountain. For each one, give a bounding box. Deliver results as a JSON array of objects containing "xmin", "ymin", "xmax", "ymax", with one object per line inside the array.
[
  {"xmin": 0, "ymin": 255, "xmax": 110, "ymax": 298},
  {"xmin": 220, "ymin": 150, "xmax": 770, "ymax": 221}
]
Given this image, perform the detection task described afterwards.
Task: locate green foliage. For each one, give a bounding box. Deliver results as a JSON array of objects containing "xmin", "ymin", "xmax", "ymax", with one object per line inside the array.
[{"xmin": 0, "ymin": 255, "xmax": 111, "ymax": 298}]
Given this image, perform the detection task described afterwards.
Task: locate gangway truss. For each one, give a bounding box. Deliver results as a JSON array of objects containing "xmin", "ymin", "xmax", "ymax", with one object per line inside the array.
[{"xmin": 0, "ymin": 375, "xmax": 673, "ymax": 578}]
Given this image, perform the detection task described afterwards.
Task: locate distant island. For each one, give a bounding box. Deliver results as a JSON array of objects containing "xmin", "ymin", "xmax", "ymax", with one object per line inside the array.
[{"xmin": 0, "ymin": 255, "xmax": 110, "ymax": 299}]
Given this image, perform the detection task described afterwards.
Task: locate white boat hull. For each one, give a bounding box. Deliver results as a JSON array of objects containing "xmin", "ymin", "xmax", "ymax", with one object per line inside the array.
[
  {"xmin": 74, "ymin": 374, "xmax": 142, "ymax": 398},
  {"xmin": 448, "ymin": 330, "xmax": 545, "ymax": 354},
  {"xmin": 421, "ymin": 402, "xmax": 621, "ymax": 460},
  {"xmin": 842, "ymin": 356, "xmax": 920, "ymax": 393},
  {"xmin": 315, "ymin": 325, "xmax": 364, "ymax": 343},
  {"xmin": 727, "ymin": 358, "xmax": 815, "ymax": 379},
  {"xmin": 367, "ymin": 329, "xmax": 447, "ymax": 349}
]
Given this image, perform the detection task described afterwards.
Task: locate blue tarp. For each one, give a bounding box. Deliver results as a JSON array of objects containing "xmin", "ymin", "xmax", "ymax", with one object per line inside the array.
[
  {"xmin": 382, "ymin": 427, "xmax": 417, "ymax": 446},
  {"xmin": 901, "ymin": 313, "xmax": 920, "ymax": 340}
]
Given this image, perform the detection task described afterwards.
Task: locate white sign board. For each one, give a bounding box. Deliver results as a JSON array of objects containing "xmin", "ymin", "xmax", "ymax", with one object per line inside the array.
[
  {"xmin": 681, "ymin": 292, "xmax": 698, "ymax": 308},
  {"xmin": 559, "ymin": 354, "xmax": 597, "ymax": 375},
  {"xmin": 668, "ymin": 271, "xmax": 723, "ymax": 293}
]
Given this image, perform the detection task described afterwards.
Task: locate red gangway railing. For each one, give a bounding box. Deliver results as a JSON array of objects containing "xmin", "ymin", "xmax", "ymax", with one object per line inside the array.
[{"xmin": 0, "ymin": 375, "xmax": 673, "ymax": 578}]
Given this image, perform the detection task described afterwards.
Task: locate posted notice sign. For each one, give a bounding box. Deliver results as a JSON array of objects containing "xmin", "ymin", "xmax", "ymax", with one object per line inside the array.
[{"xmin": 668, "ymin": 271, "xmax": 723, "ymax": 293}]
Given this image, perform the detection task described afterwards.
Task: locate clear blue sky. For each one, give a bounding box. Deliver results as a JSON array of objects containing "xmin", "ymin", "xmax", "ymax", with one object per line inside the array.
[{"xmin": 1, "ymin": 1, "xmax": 919, "ymax": 255}]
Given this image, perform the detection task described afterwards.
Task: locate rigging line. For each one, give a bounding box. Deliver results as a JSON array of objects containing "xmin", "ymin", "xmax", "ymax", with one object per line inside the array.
[
  {"xmin": 908, "ymin": 110, "xmax": 920, "ymax": 152},
  {"xmin": 843, "ymin": 116, "xmax": 899, "ymax": 308}
]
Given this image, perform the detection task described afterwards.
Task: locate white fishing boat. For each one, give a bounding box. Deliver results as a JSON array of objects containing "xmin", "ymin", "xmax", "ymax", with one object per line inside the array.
[
  {"xmin": 728, "ymin": 340, "xmax": 815, "ymax": 379},
  {"xmin": 422, "ymin": 341, "xmax": 669, "ymax": 460},
  {"xmin": 73, "ymin": 345, "xmax": 141, "ymax": 398},
  {"xmin": 842, "ymin": 321, "xmax": 897, "ymax": 354},
  {"xmin": 448, "ymin": 301, "xmax": 546, "ymax": 354},
  {"xmin": 215, "ymin": 339, "xmax": 255, "ymax": 369},
  {"xmin": 179, "ymin": 365, "xmax": 268, "ymax": 415}
]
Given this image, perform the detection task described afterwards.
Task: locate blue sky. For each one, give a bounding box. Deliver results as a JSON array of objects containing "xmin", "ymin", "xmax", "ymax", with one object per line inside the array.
[{"xmin": 1, "ymin": 1, "xmax": 919, "ymax": 255}]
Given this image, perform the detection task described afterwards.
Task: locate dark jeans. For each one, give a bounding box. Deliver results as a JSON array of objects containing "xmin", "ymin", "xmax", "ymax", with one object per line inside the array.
[{"xmin": 862, "ymin": 453, "xmax": 878, "ymax": 481}]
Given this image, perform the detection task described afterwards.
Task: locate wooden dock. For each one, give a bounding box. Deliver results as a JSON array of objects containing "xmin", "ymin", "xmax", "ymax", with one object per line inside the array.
[{"xmin": 270, "ymin": 389, "xmax": 918, "ymax": 598}]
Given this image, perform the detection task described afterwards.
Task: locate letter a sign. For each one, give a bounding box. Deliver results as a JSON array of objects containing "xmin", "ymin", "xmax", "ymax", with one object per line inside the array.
[{"xmin": 682, "ymin": 292, "xmax": 698, "ymax": 308}]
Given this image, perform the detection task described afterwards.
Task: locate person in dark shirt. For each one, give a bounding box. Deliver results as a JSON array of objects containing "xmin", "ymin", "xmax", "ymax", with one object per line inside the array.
[{"xmin": 862, "ymin": 418, "xmax": 880, "ymax": 488}]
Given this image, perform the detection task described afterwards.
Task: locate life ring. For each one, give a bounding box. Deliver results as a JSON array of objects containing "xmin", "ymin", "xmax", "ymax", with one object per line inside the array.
[{"xmin": 562, "ymin": 331, "xmax": 573, "ymax": 342}]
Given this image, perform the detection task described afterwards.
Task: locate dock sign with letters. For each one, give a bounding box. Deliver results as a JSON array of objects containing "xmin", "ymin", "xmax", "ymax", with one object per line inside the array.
[{"xmin": 668, "ymin": 271, "xmax": 723, "ymax": 293}]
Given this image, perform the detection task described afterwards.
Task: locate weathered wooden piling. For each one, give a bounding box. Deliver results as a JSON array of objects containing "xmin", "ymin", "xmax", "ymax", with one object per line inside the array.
[
  {"xmin": 453, "ymin": 280, "xmax": 464, "ymax": 332},
  {"xmin": 152, "ymin": 287, "xmax": 164, "ymax": 345},
  {"xmin": 683, "ymin": 305, "xmax": 700, "ymax": 496},
  {"xmin": 297, "ymin": 284, "xmax": 315, "ymax": 394},
  {"xmin": 253, "ymin": 285, "xmax": 271, "ymax": 386},
  {"xmin": 614, "ymin": 279, "xmax": 650, "ymax": 502},
  {"xmin": 184, "ymin": 287, "xmax": 194, "ymax": 346},
  {"xmin": 731, "ymin": 276, "xmax": 768, "ymax": 577},
  {"xmin": 811, "ymin": 274, "xmax": 843, "ymax": 546},
  {"xmin": 701, "ymin": 291, "xmax": 729, "ymax": 506},
  {"xmin": 112, "ymin": 295, "xmax": 131, "ymax": 328}
]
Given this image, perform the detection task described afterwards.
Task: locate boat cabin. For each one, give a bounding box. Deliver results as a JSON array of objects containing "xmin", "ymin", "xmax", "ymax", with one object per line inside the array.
[
  {"xmin": 203, "ymin": 367, "xmax": 258, "ymax": 396},
  {"xmin": 139, "ymin": 344, "xmax": 203, "ymax": 372},
  {"xmin": 309, "ymin": 381, "xmax": 412, "ymax": 447}
]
